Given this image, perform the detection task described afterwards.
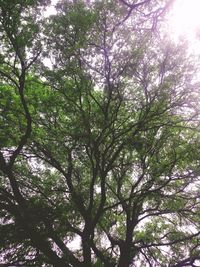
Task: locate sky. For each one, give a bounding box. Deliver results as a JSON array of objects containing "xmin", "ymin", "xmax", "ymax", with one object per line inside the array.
[
  {"xmin": 170, "ymin": 0, "xmax": 200, "ymax": 38},
  {"xmin": 168, "ymin": 0, "xmax": 200, "ymax": 53}
]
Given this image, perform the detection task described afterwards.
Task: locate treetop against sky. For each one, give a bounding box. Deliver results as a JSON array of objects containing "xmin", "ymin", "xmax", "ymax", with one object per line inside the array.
[{"xmin": 0, "ymin": 0, "xmax": 200, "ymax": 266}]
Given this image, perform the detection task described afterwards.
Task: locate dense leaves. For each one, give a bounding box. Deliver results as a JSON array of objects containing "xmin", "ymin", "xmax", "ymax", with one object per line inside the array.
[{"xmin": 0, "ymin": 0, "xmax": 200, "ymax": 266}]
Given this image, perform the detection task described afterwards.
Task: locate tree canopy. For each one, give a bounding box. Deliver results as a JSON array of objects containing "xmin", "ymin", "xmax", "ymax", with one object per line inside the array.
[{"xmin": 0, "ymin": 0, "xmax": 200, "ymax": 266}]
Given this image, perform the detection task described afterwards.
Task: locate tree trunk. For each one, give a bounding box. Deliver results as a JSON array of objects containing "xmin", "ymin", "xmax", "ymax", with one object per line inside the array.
[
  {"xmin": 118, "ymin": 244, "xmax": 131, "ymax": 267},
  {"xmin": 82, "ymin": 236, "xmax": 92, "ymax": 266}
]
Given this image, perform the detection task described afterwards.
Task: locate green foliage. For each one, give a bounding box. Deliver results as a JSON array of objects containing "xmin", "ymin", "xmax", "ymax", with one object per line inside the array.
[{"xmin": 0, "ymin": 0, "xmax": 200, "ymax": 267}]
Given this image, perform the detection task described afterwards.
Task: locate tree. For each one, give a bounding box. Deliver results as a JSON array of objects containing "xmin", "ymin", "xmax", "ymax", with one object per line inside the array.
[{"xmin": 0, "ymin": 0, "xmax": 200, "ymax": 266}]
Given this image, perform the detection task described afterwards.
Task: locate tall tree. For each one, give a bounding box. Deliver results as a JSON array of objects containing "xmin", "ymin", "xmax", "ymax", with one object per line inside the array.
[{"xmin": 0, "ymin": 0, "xmax": 200, "ymax": 266}]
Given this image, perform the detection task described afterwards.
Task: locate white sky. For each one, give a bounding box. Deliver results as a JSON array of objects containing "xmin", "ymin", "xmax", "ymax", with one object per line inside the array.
[
  {"xmin": 170, "ymin": 0, "xmax": 200, "ymax": 38},
  {"xmin": 168, "ymin": 0, "xmax": 200, "ymax": 54}
]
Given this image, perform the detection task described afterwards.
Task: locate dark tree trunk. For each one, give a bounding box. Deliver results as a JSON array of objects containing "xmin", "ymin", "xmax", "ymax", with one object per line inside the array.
[
  {"xmin": 82, "ymin": 235, "xmax": 92, "ymax": 266},
  {"xmin": 118, "ymin": 244, "xmax": 131, "ymax": 267}
]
